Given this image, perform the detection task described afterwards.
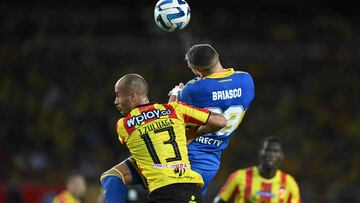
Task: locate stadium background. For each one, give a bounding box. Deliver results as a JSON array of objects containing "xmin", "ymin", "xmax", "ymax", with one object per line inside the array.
[{"xmin": 1, "ymin": 0, "xmax": 359, "ymax": 202}]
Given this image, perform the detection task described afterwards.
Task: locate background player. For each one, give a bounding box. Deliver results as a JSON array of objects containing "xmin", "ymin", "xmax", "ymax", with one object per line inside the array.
[
  {"xmin": 52, "ymin": 172, "xmax": 87, "ymax": 203},
  {"xmin": 168, "ymin": 44, "xmax": 255, "ymax": 194},
  {"xmin": 101, "ymin": 74, "xmax": 227, "ymax": 202},
  {"xmin": 213, "ymin": 137, "xmax": 301, "ymax": 203}
]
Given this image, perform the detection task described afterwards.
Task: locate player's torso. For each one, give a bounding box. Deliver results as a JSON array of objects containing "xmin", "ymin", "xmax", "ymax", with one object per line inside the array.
[
  {"xmin": 235, "ymin": 167, "xmax": 292, "ymax": 203},
  {"xmin": 123, "ymin": 104, "xmax": 203, "ymax": 191}
]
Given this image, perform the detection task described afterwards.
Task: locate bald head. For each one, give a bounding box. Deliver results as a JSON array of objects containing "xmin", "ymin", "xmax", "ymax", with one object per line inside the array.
[
  {"xmin": 115, "ymin": 74, "xmax": 149, "ymax": 97},
  {"xmin": 114, "ymin": 74, "xmax": 150, "ymax": 115}
]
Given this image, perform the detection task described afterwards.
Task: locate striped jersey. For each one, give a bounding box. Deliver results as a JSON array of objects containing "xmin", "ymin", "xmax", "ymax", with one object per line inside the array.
[
  {"xmin": 218, "ymin": 166, "xmax": 301, "ymax": 203},
  {"xmin": 116, "ymin": 102, "xmax": 210, "ymax": 192},
  {"xmin": 52, "ymin": 191, "xmax": 81, "ymax": 203}
]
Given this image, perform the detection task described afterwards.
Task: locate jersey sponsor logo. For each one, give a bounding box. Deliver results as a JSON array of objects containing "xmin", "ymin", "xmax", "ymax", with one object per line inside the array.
[
  {"xmin": 194, "ymin": 136, "xmax": 223, "ymax": 146},
  {"xmin": 212, "ymin": 88, "xmax": 242, "ymax": 101},
  {"xmin": 152, "ymin": 162, "xmax": 188, "ymax": 169},
  {"xmin": 256, "ymin": 191, "xmax": 275, "ymax": 198},
  {"xmin": 126, "ymin": 109, "xmax": 172, "ymax": 128}
]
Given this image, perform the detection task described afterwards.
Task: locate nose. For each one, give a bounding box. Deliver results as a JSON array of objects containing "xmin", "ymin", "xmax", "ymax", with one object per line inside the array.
[{"xmin": 114, "ymin": 98, "xmax": 118, "ymax": 105}]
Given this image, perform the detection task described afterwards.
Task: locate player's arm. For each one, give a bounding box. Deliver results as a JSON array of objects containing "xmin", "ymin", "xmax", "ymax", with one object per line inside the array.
[
  {"xmin": 185, "ymin": 111, "xmax": 226, "ymax": 140},
  {"xmin": 176, "ymin": 102, "xmax": 226, "ymax": 139},
  {"xmin": 213, "ymin": 171, "xmax": 241, "ymax": 203},
  {"xmin": 196, "ymin": 111, "xmax": 226, "ymax": 135}
]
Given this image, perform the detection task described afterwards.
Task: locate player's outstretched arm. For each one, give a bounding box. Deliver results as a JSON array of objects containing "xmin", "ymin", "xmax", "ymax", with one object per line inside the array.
[{"xmin": 185, "ymin": 112, "xmax": 226, "ymax": 140}]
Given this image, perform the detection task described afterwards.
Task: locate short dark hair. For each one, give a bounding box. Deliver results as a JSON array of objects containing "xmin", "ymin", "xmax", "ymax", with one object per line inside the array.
[
  {"xmin": 260, "ymin": 136, "xmax": 283, "ymax": 151},
  {"xmin": 185, "ymin": 44, "xmax": 219, "ymax": 69}
]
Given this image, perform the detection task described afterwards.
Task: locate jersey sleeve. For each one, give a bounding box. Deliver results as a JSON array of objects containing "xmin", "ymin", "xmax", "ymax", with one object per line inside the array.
[
  {"xmin": 178, "ymin": 82, "xmax": 193, "ymax": 104},
  {"xmin": 116, "ymin": 118, "xmax": 128, "ymax": 144},
  {"xmin": 240, "ymin": 72, "xmax": 255, "ymax": 110},
  {"xmin": 287, "ymin": 175, "xmax": 302, "ymax": 203},
  {"xmin": 218, "ymin": 170, "xmax": 241, "ymax": 202},
  {"xmin": 174, "ymin": 102, "xmax": 210, "ymax": 127}
]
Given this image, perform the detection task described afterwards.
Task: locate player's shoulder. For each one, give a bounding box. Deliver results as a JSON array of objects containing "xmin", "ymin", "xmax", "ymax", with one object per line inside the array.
[
  {"xmin": 287, "ymin": 173, "xmax": 299, "ymax": 184},
  {"xmin": 279, "ymin": 170, "xmax": 299, "ymax": 184},
  {"xmin": 166, "ymin": 101, "xmax": 183, "ymax": 111},
  {"xmin": 232, "ymin": 167, "xmax": 252, "ymax": 177},
  {"xmin": 116, "ymin": 117, "xmax": 125, "ymax": 130},
  {"xmin": 234, "ymin": 70, "xmax": 250, "ymax": 74},
  {"xmin": 168, "ymin": 101, "xmax": 191, "ymax": 109},
  {"xmin": 54, "ymin": 191, "xmax": 72, "ymax": 202},
  {"xmin": 233, "ymin": 70, "xmax": 253, "ymax": 78},
  {"xmin": 184, "ymin": 77, "xmax": 201, "ymax": 86}
]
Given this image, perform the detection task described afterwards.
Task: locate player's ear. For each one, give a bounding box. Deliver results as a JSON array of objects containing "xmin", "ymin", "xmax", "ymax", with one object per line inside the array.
[{"xmin": 129, "ymin": 92, "xmax": 138, "ymax": 103}]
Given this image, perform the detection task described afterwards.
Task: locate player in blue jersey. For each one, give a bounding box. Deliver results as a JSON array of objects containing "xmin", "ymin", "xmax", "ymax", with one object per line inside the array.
[
  {"xmin": 169, "ymin": 44, "xmax": 255, "ymax": 193},
  {"xmin": 100, "ymin": 44, "xmax": 255, "ymax": 202}
]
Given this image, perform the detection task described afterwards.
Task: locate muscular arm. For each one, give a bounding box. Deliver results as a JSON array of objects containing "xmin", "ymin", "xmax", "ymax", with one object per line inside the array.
[
  {"xmin": 197, "ymin": 111, "xmax": 227, "ymax": 135},
  {"xmin": 186, "ymin": 112, "xmax": 227, "ymax": 140}
]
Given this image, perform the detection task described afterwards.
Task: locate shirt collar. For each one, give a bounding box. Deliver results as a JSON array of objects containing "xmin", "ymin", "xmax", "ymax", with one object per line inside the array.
[{"xmin": 205, "ymin": 68, "xmax": 235, "ymax": 79}]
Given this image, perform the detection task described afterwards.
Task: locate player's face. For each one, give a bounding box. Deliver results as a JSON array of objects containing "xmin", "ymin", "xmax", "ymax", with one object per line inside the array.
[
  {"xmin": 114, "ymin": 88, "xmax": 133, "ymax": 116},
  {"xmin": 259, "ymin": 141, "xmax": 283, "ymax": 169},
  {"xmin": 71, "ymin": 176, "xmax": 87, "ymax": 198}
]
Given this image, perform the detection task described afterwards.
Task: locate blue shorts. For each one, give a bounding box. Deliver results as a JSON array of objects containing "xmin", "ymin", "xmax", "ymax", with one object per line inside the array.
[{"xmin": 191, "ymin": 165, "xmax": 218, "ymax": 195}]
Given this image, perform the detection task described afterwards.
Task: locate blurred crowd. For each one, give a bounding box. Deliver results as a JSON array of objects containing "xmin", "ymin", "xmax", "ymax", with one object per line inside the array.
[{"xmin": 0, "ymin": 4, "xmax": 359, "ymax": 202}]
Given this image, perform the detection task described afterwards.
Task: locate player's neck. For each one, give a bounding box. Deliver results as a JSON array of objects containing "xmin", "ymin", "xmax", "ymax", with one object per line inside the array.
[
  {"xmin": 133, "ymin": 97, "xmax": 150, "ymax": 107},
  {"xmin": 202, "ymin": 63, "xmax": 224, "ymax": 77},
  {"xmin": 139, "ymin": 97, "xmax": 150, "ymax": 105},
  {"xmin": 258, "ymin": 165, "xmax": 277, "ymax": 179}
]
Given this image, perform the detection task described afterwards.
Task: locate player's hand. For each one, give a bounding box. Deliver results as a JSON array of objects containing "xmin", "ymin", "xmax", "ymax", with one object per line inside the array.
[
  {"xmin": 168, "ymin": 83, "xmax": 184, "ymax": 102},
  {"xmin": 168, "ymin": 83, "xmax": 184, "ymax": 96},
  {"xmin": 185, "ymin": 126, "xmax": 198, "ymax": 143}
]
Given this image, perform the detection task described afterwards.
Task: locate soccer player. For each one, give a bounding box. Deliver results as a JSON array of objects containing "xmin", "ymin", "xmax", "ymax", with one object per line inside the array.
[
  {"xmin": 101, "ymin": 74, "xmax": 227, "ymax": 203},
  {"xmin": 168, "ymin": 44, "xmax": 255, "ymax": 193},
  {"xmin": 213, "ymin": 137, "xmax": 301, "ymax": 203},
  {"xmin": 100, "ymin": 44, "xmax": 254, "ymax": 202},
  {"xmin": 52, "ymin": 172, "xmax": 87, "ymax": 203}
]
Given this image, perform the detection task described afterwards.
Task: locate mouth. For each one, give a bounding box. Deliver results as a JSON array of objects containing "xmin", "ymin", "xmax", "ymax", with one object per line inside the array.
[{"xmin": 265, "ymin": 156, "xmax": 277, "ymax": 164}]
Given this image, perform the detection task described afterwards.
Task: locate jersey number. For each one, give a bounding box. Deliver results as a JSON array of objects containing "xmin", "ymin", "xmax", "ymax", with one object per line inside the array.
[
  {"xmin": 207, "ymin": 105, "xmax": 245, "ymax": 136},
  {"xmin": 140, "ymin": 126, "xmax": 181, "ymax": 164}
]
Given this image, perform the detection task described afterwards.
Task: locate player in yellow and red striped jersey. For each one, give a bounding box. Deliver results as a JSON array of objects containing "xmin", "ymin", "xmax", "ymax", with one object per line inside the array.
[
  {"xmin": 116, "ymin": 102, "xmax": 212, "ymax": 192},
  {"xmin": 213, "ymin": 137, "xmax": 301, "ymax": 203},
  {"xmin": 52, "ymin": 173, "xmax": 86, "ymax": 203},
  {"xmin": 101, "ymin": 73, "xmax": 227, "ymax": 203}
]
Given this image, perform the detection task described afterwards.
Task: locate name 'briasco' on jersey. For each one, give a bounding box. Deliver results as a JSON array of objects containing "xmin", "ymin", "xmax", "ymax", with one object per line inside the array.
[
  {"xmin": 178, "ymin": 68, "xmax": 255, "ymax": 170},
  {"xmin": 116, "ymin": 102, "xmax": 211, "ymax": 192}
]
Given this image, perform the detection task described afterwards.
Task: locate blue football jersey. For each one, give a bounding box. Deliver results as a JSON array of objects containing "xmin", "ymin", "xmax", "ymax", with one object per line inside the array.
[{"xmin": 179, "ymin": 68, "xmax": 255, "ymax": 170}]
